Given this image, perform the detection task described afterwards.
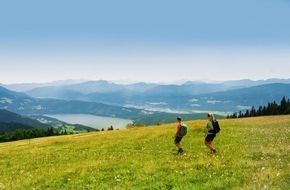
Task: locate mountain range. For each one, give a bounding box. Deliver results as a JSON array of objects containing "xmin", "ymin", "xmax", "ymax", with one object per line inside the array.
[{"xmin": 1, "ymin": 79, "xmax": 290, "ymax": 128}]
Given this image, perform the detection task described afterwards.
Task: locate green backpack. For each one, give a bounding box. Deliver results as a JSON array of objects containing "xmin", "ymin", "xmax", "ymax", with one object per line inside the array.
[{"xmin": 180, "ymin": 123, "xmax": 188, "ymax": 136}]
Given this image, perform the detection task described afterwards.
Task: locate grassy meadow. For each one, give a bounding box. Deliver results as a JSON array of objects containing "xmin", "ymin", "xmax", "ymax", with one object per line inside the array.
[{"xmin": 0, "ymin": 115, "xmax": 289, "ymax": 190}]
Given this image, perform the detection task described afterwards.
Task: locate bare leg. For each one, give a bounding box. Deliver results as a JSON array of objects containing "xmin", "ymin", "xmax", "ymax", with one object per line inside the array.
[
  {"xmin": 175, "ymin": 142, "xmax": 183, "ymax": 153},
  {"xmin": 175, "ymin": 142, "xmax": 181, "ymax": 149},
  {"xmin": 205, "ymin": 141, "xmax": 216, "ymax": 152}
]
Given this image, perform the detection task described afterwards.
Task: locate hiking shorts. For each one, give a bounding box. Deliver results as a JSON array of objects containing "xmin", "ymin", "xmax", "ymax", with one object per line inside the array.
[
  {"xmin": 205, "ymin": 134, "xmax": 216, "ymax": 142},
  {"xmin": 175, "ymin": 136, "xmax": 183, "ymax": 144}
]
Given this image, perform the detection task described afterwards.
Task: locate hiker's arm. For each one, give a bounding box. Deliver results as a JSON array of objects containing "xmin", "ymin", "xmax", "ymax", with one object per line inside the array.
[
  {"xmin": 176, "ymin": 125, "xmax": 181, "ymax": 135},
  {"xmin": 206, "ymin": 122, "xmax": 213, "ymax": 130}
]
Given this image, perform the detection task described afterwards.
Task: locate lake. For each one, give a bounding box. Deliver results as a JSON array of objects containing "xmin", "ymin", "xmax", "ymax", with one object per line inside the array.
[{"xmin": 45, "ymin": 114, "xmax": 133, "ymax": 130}]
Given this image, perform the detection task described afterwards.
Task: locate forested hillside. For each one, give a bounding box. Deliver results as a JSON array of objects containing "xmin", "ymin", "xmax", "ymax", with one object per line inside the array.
[{"xmin": 228, "ymin": 96, "xmax": 290, "ymax": 118}]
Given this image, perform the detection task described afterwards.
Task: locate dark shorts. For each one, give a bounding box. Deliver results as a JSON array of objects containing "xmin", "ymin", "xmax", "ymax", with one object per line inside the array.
[
  {"xmin": 205, "ymin": 134, "xmax": 216, "ymax": 142},
  {"xmin": 175, "ymin": 136, "xmax": 183, "ymax": 143}
]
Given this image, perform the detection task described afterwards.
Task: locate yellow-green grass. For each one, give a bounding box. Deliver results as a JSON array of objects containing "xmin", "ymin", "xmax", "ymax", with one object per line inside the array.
[{"xmin": 0, "ymin": 115, "xmax": 289, "ymax": 189}]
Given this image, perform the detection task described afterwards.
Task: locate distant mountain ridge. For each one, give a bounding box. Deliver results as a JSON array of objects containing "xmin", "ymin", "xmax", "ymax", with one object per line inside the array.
[
  {"xmin": 2, "ymin": 78, "xmax": 290, "ymax": 93},
  {"xmin": 1, "ymin": 79, "xmax": 290, "ymax": 126},
  {"xmin": 0, "ymin": 86, "xmax": 146, "ymax": 120},
  {"xmin": 0, "ymin": 79, "xmax": 88, "ymax": 92},
  {"xmin": 8, "ymin": 79, "xmax": 288, "ymax": 108},
  {"xmin": 188, "ymin": 83, "xmax": 290, "ymax": 112},
  {"xmin": 21, "ymin": 79, "xmax": 290, "ymax": 112}
]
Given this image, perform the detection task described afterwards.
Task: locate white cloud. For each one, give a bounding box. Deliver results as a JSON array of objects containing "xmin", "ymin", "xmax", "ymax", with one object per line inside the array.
[{"xmin": 190, "ymin": 104, "xmax": 201, "ymax": 107}]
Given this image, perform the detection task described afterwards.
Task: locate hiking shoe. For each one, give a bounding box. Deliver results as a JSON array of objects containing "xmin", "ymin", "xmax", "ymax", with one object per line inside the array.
[
  {"xmin": 211, "ymin": 149, "xmax": 217, "ymax": 154},
  {"xmin": 178, "ymin": 148, "xmax": 184, "ymax": 154}
]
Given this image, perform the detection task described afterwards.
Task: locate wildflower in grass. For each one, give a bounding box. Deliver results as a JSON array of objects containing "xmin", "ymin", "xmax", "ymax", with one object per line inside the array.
[{"xmin": 115, "ymin": 175, "xmax": 121, "ymax": 182}]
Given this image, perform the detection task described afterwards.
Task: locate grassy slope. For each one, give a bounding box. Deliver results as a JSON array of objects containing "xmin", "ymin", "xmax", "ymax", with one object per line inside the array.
[{"xmin": 0, "ymin": 115, "xmax": 289, "ymax": 190}]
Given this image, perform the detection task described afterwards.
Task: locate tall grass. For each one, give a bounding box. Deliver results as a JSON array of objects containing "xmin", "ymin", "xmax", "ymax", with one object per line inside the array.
[{"xmin": 0, "ymin": 115, "xmax": 289, "ymax": 189}]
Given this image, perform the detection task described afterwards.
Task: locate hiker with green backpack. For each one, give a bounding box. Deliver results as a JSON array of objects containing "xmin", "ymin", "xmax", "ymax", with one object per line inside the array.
[{"xmin": 175, "ymin": 116, "xmax": 187, "ymax": 154}]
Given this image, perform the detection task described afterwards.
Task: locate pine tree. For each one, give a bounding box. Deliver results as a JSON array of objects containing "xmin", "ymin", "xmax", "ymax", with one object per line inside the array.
[
  {"xmin": 256, "ymin": 106, "xmax": 263, "ymax": 116},
  {"xmin": 267, "ymin": 101, "xmax": 279, "ymax": 115},
  {"xmin": 280, "ymin": 96, "xmax": 288, "ymax": 114},
  {"xmin": 250, "ymin": 106, "xmax": 256, "ymax": 117}
]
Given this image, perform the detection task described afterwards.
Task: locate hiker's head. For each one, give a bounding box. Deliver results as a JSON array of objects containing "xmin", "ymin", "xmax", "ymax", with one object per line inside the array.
[
  {"xmin": 207, "ymin": 113, "xmax": 214, "ymax": 121},
  {"xmin": 177, "ymin": 116, "xmax": 182, "ymax": 122}
]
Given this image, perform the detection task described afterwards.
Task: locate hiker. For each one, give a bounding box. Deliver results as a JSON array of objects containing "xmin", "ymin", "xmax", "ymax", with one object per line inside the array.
[
  {"xmin": 175, "ymin": 116, "xmax": 184, "ymax": 154},
  {"xmin": 205, "ymin": 113, "xmax": 217, "ymax": 153}
]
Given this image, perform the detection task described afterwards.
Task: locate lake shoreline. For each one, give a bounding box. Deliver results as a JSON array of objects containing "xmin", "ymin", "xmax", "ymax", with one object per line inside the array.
[{"xmin": 45, "ymin": 114, "xmax": 133, "ymax": 130}]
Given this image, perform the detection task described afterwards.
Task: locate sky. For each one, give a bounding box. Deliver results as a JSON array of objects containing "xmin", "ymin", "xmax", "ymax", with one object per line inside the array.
[{"xmin": 1, "ymin": 0, "xmax": 290, "ymax": 84}]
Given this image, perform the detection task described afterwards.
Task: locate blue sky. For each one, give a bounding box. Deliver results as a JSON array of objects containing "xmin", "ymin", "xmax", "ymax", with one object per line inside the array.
[{"xmin": 0, "ymin": 0, "xmax": 290, "ymax": 84}]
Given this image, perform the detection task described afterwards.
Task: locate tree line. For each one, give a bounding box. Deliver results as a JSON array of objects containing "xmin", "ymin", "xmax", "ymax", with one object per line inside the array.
[
  {"xmin": 0, "ymin": 127, "xmax": 59, "ymax": 142},
  {"xmin": 0, "ymin": 125, "xmax": 118, "ymax": 143},
  {"xmin": 227, "ymin": 96, "xmax": 290, "ymax": 118}
]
